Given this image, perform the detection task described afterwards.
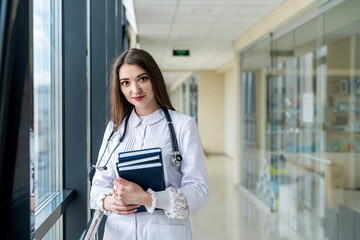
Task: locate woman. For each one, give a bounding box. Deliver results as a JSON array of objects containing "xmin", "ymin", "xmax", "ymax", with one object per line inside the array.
[{"xmin": 90, "ymin": 48, "xmax": 209, "ymax": 240}]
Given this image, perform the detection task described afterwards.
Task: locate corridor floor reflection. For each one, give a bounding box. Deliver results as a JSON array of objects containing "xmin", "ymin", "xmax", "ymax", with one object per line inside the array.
[{"xmin": 190, "ymin": 155, "xmax": 306, "ymax": 240}]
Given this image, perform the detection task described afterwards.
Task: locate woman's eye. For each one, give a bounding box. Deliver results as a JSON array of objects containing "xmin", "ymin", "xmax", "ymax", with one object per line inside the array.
[
  {"xmin": 139, "ymin": 76, "xmax": 148, "ymax": 82},
  {"xmin": 120, "ymin": 81, "xmax": 129, "ymax": 86}
]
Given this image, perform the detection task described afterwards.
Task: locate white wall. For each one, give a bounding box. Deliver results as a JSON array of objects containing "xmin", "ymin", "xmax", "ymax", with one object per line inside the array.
[
  {"xmin": 168, "ymin": 71, "xmax": 225, "ymax": 154},
  {"xmin": 223, "ymin": 65, "xmax": 237, "ymax": 160},
  {"xmin": 198, "ymin": 71, "xmax": 225, "ymax": 154},
  {"xmin": 234, "ymin": 0, "xmax": 321, "ymax": 52},
  {"xmin": 220, "ymin": 55, "xmax": 242, "ymax": 184}
]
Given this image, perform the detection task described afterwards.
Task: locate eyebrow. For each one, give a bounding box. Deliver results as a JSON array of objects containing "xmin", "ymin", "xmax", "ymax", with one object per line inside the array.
[{"xmin": 119, "ymin": 72, "xmax": 147, "ymax": 81}]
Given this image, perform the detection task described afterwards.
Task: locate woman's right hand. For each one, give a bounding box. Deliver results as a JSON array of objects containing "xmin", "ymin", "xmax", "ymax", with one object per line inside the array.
[{"xmin": 103, "ymin": 193, "xmax": 140, "ymax": 215}]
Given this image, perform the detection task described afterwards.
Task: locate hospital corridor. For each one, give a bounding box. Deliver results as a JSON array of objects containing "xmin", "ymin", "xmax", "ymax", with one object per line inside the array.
[
  {"xmin": 1, "ymin": 0, "xmax": 360, "ymax": 239},
  {"xmin": 191, "ymin": 155, "xmax": 305, "ymax": 240}
]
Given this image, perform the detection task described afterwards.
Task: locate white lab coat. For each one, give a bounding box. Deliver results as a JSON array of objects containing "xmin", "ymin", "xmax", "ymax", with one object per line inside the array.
[{"xmin": 90, "ymin": 108, "xmax": 209, "ymax": 240}]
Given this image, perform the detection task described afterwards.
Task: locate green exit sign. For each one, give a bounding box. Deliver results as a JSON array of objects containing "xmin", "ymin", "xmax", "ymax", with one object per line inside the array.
[{"xmin": 173, "ymin": 49, "xmax": 190, "ymax": 56}]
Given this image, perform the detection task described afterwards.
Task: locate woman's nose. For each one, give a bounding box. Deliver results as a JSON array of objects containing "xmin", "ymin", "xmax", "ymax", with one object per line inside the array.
[{"xmin": 131, "ymin": 82, "xmax": 141, "ymax": 93}]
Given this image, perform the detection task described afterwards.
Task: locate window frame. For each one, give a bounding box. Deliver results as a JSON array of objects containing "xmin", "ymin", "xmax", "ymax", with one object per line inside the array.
[{"xmin": 0, "ymin": 0, "xmax": 31, "ymax": 238}]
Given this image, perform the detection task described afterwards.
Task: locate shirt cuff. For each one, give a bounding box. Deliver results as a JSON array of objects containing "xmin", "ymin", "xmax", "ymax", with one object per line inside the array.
[
  {"xmin": 155, "ymin": 187, "xmax": 190, "ymax": 219},
  {"xmin": 95, "ymin": 189, "xmax": 113, "ymax": 215},
  {"xmin": 145, "ymin": 188, "xmax": 157, "ymax": 214}
]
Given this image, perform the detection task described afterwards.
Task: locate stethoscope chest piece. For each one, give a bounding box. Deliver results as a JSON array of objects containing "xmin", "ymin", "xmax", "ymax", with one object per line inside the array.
[
  {"xmin": 163, "ymin": 108, "xmax": 183, "ymax": 167},
  {"xmin": 170, "ymin": 152, "xmax": 182, "ymax": 167}
]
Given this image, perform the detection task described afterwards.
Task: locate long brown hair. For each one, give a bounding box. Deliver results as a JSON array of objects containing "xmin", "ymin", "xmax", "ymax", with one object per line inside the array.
[{"xmin": 110, "ymin": 48, "xmax": 174, "ymax": 131}]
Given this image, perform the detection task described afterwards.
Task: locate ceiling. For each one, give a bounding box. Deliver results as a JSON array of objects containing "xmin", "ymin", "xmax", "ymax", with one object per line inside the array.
[{"xmin": 133, "ymin": 0, "xmax": 285, "ymax": 72}]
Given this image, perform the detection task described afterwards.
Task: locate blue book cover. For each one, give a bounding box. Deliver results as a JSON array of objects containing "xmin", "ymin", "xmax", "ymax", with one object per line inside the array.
[
  {"xmin": 118, "ymin": 147, "xmax": 161, "ymax": 160},
  {"xmin": 116, "ymin": 148, "xmax": 165, "ymax": 212}
]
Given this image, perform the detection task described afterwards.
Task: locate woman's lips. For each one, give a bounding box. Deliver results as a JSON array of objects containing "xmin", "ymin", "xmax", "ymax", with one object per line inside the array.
[{"xmin": 132, "ymin": 96, "xmax": 144, "ymax": 101}]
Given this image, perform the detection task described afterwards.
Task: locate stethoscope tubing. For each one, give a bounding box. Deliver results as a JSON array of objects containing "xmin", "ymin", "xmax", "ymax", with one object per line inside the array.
[
  {"xmin": 92, "ymin": 114, "xmax": 130, "ymax": 171},
  {"xmin": 162, "ymin": 108, "xmax": 179, "ymax": 152},
  {"xmin": 93, "ymin": 108, "xmax": 182, "ymax": 171}
]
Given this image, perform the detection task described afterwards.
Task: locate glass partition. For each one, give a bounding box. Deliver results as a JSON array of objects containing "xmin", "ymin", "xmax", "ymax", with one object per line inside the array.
[
  {"xmin": 241, "ymin": 0, "xmax": 360, "ymax": 238},
  {"xmin": 182, "ymin": 81, "xmax": 187, "ymax": 114},
  {"xmin": 241, "ymin": 36, "xmax": 272, "ymax": 208},
  {"xmin": 169, "ymin": 73, "xmax": 199, "ymax": 122},
  {"xmin": 189, "ymin": 73, "xmax": 198, "ymax": 122},
  {"xmin": 321, "ymin": 1, "xmax": 360, "ymax": 239}
]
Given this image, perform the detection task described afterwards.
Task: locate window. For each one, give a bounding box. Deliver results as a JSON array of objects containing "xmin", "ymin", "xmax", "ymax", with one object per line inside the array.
[
  {"xmin": 32, "ymin": 0, "xmax": 62, "ymax": 237},
  {"xmin": 182, "ymin": 81, "xmax": 187, "ymax": 114},
  {"xmin": 189, "ymin": 74, "xmax": 199, "ymax": 122}
]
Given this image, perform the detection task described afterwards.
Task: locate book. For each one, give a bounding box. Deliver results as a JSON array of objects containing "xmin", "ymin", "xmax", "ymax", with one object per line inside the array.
[
  {"xmin": 118, "ymin": 147, "xmax": 161, "ymax": 159},
  {"xmin": 117, "ymin": 162, "xmax": 162, "ymax": 171},
  {"xmin": 116, "ymin": 148, "xmax": 165, "ymax": 212},
  {"xmin": 116, "ymin": 155, "xmax": 160, "ymax": 168}
]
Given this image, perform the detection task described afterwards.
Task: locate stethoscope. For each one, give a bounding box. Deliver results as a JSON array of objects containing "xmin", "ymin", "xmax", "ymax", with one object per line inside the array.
[{"xmin": 91, "ymin": 107, "xmax": 183, "ymax": 171}]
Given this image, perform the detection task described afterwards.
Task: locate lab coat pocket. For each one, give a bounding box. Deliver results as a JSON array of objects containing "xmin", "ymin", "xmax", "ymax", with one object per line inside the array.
[
  {"xmin": 103, "ymin": 220, "xmax": 119, "ymax": 240},
  {"xmin": 148, "ymin": 224, "xmax": 186, "ymax": 240}
]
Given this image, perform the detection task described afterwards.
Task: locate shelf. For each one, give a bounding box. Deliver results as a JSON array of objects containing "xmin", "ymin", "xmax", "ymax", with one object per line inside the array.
[
  {"xmin": 326, "ymin": 131, "xmax": 360, "ymax": 134},
  {"xmin": 326, "ymin": 112, "xmax": 360, "ymax": 116},
  {"xmin": 267, "ymin": 130, "xmax": 294, "ymax": 134},
  {"xmin": 327, "ymin": 94, "xmax": 360, "ymax": 97},
  {"xmin": 326, "ymin": 69, "xmax": 360, "ymax": 76},
  {"xmin": 267, "ymin": 127, "xmax": 322, "ymax": 132},
  {"xmin": 268, "ymin": 69, "xmax": 360, "ymax": 78},
  {"xmin": 266, "ymin": 130, "xmax": 319, "ymax": 134},
  {"xmin": 340, "ymin": 190, "xmax": 360, "ymax": 213},
  {"xmin": 268, "ymin": 69, "xmax": 360, "ymax": 76}
]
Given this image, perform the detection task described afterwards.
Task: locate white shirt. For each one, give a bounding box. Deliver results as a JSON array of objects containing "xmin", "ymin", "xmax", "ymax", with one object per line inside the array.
[{"xmin": 90, "ymin": 108, "xmax": 209, "ymax": 240}]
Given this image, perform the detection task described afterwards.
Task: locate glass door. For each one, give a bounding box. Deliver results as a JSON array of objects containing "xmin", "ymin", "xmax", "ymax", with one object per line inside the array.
[
  {"xmin": 268, "ymin": 31, "xmax": 300, "ymax": 232},
  {"xmin": 269, "ymin": 18, "xmax": 327, "ymax": 239},
  {"xmin": 321, "ymin": 1, "xmax": 360, "ymax": 239},
  {"xmin": 241, "ymin": 0, "xmax": 360, "ymax": 239},
  {"xmin": 241, "ymin": 36, "xmax": 272, "ymax": 208}
]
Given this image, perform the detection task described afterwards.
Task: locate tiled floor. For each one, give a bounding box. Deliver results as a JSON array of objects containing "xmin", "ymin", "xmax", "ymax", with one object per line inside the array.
[{"xmin": 190, "ymin": 155, "xmax": 306, "ymax": 240}]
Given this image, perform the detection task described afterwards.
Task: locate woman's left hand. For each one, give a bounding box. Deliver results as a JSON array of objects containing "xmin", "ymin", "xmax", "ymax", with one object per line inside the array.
[{"xmin": 112, "ymin": 177, "xmax": 152, "ymax": 207}]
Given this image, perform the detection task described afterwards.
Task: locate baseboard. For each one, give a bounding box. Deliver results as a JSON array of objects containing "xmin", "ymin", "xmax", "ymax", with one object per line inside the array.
[{"xmin": 203, "ymin": 150, "xmax": 226, "ymax": 157}]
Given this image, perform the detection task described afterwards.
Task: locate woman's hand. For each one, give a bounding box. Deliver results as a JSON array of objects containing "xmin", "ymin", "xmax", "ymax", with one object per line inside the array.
[
  {"xmin": 103, "ymin": 194, "xmax": 140, "ymax": 215},
  {"xmin": 112, "ymin": 177, "xmax": 153, "ymax": 207}
]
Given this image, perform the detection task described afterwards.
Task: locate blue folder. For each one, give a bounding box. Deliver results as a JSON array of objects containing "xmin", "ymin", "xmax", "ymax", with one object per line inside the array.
[{"xmin": 116, "ymin": 148, "xmax": 165, "ymax": 212}]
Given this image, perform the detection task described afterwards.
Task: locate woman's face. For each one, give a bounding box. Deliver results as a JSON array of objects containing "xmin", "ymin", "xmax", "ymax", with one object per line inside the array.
[{"xmin": 119, "ymin": 64, "xmax": 159, "ymax": 116}]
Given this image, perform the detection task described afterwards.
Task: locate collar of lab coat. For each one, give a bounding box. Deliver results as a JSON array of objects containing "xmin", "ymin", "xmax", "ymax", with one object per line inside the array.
[{"xmin": 128, "ymin": 108, "xmax": 165, "ymax": 127}]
